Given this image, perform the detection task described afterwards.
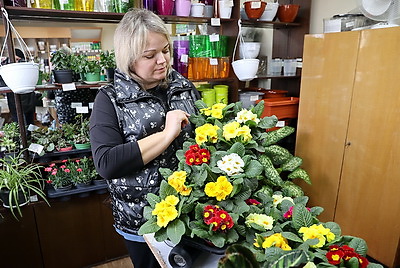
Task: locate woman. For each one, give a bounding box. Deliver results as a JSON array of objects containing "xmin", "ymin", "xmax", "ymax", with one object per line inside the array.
[{"xmin": 89, "ymin": 9, "xmax": 200, "ymax": 268}]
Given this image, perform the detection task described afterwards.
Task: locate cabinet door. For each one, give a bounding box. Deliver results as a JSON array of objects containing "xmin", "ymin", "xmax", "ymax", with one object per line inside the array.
[
  {"xmin": 295, "ymin": 31, "xmax": 360, "ymax": 221},
  {"xmin": 335, "ymin": 27, "xmax": 400, "ymax": 268}
]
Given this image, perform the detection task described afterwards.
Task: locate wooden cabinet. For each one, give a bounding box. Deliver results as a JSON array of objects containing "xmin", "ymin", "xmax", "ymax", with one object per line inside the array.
[
  {"xmin": 296, "ymin": 28, "xmax": 400, "ymax": 268},
  {"xmin": 0, "ymin": 193, "xmax": 127, "ymax": 268}
]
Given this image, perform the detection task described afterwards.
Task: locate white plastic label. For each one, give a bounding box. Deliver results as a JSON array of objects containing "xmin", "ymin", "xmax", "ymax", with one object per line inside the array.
[
  {"xmin": 209, "ymin": 58, "xmax": 218, "ymax": 65},
  {"xmin": 251, "ymin": 1, "xmax": 261, "ymax": 8},
  {"xmin": 250, "ymin": 95, "xmax": 259, "ymax": 101},
  {"xmin": 76, "ymin": 106, "xmax": 89, "ymax": 113},
  {"xmin": 180, "ymin": 54, "xmax": 189, "ymax": 63},
  {"xmin": 62, "ymin": 83, "xmax": 76, "ymax": 91},
  {"xmin": 209, "ymin": 34, "xmax": 220, "ymax": 42},
  {"xmin": 71, "ymin": 102, "xmax": 82, "ymax": 108},
  {"xmin": 276, "ymin": 121, "xmax": 286, "ymax": 127},
  {"xmin": 28, "ymin": 143, "xmax": 44, "ymax": 155},
  {"xmin": 30, "ymin": 195, "xmax": 38, "ymax": 202},
  {"xmin": 89, "ymin": 102, "xmax": 94, "ymax": 109},
  {"xmin": 27, "ymin": 124, "xmax": 39, "ymax": 132},
  {"xmin": 211, "ymin": 18, "xmax": 221, "ymax": 26}
]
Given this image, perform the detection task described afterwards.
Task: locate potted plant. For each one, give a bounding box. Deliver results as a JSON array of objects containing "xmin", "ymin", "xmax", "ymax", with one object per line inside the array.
[
  {"xmin": 73, "ymin": 114, "xmax": 91, "ymax": 149},
  {"xmin": 67, "ymin": 157, "xmax": 94, "ymax": 187},
  {"xmin": 44, "ymin": 160, "xmax": 73, "ymax": 191},
  {"xmin": 100, "ymin": 50, "xmax": 116, "ymax": 82},
  {"xmin": 0, "ymin": 151, "xmax": 49, "ymax": 219},
  {"xmin": 50, "ymin": 47, "xmax": 74, "ymax": 83},
  {"xmin": 75, "ymin": 56, "xmax": 101, "ymax": 82},
  {"xmin": 0, "ymin": 122, "xmax": 20, "ymax": 156},
  {"xmin": 30, "ymin": 127, "xmax": 62, "ymax": 155}
]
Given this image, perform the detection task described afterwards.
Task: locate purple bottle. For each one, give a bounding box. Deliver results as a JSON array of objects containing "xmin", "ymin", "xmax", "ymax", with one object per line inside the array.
[{"xmin": 143, "ymin": 0, "xmax": 155, "ymax": 12}]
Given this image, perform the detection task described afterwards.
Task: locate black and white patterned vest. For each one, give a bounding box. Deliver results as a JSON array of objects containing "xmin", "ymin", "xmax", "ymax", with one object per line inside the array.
[{"xmin": 101, "ymin": 69, "xmax": 199, "ymax": 235}]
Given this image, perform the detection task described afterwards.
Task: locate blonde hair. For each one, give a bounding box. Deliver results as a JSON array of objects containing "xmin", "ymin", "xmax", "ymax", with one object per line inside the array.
[{"xmin": 114, "ymin": 8, "xmax": 172, "ymax": 87}]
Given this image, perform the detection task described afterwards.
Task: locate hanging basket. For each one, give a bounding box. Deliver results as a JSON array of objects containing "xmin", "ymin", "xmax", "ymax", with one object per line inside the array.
[
  {"xmin": 0, "ymin": 62, "xmax": 39, "ymax": 94},
  {"xmin": 0, "ymin": 7, "xmax": 39, "ymax": 94},
  {"xmin": 231, "ymin": 20, "xmax": 259, "ymax": 81}
]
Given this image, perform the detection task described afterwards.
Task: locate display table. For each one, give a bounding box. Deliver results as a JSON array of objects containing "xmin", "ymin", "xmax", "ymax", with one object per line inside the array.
[{"xmin": 144, "ymin": 234, "xmax": 223, "ymax": 268}]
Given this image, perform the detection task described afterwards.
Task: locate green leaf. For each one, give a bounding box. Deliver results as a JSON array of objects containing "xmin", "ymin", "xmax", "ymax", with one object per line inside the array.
[
  {"xmin": 281, "ymin": 232, "xmax": 304, "ymax": 243},
  {"xmin": 245, "ymin": 160, "xmax": 264, "ymax": 177},
  {"xmin": 208, "ymin": 235, "xmax": 226, "ymax": 248},
  {"xmin": 347, "ymin": 257, "xmax": 360, "ymax": 268},
  {"xmin": 143, "ymin": 206, "xmax": 153, "ymax": 220},
  {"xmin": 159, "ymin": 168, "xmax": 173, "ymax": 179},
  {"xmin": 228, "ymin": 142, "xmax": 246, "ymax": 157},
  {"xmin": 348, "ymin": 237, "xmax": 368, "ymax": 256},
  {"xmin": 292, "ymin": 203, "xmax": 313, "ymax": 230},
  {"xmin": 258, "ymin": 115, "xmax": 278, "ymax": 129},
  {"xmin": 167, "ymin": 219, "xmax": 186, "ymax": 245},
  {"xmin": 138, "ymin": 219, "xmax": 161, "ymax": 235},
  {"xmin": 159, "ymin": 180, "xmax": 177, "ymax": 199},
  {"xmin": 267, "ymin": 250, "xmax": 310, "ymax": 268},
  {"xmin": 324, "ymin": 222, "xmax": 342, "ymax": 239},
  {"xmin": 146, "ymin": 193, "xmax": 160, "ymax": 207}
]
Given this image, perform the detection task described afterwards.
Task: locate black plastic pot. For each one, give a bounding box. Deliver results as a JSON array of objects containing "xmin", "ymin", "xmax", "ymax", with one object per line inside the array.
[
  {"xmin": 53, "ymin": 70, "xmax": 73, "ymax": 84},
  {"xmin": 106, "ymin": 68, "xmax": 115, "ymax": 82}
]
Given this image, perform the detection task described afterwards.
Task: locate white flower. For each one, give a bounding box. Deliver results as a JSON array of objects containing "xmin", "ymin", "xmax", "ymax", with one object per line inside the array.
[
  {"xmin": 217, "ymin": 153, "xmax": 245, "ymax": 176},
  {"xmin": 272, "ymin": 194, "xmax": 294, "ymax": 207},
  {"xmin": 235, "ymin": 109, "xmax": 260, "ymax": 124},
  {"xmin": 245, "ymin": 213, "xmax": 274, "ymax": 230}
]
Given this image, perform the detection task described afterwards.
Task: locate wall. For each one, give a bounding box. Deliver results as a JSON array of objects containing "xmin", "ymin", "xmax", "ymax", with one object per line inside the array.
[{"xmin": 309, "ymin": 0, "xmax": 358, "ymax": 33}]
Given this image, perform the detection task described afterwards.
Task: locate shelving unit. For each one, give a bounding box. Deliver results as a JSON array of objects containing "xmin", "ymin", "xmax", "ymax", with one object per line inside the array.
[{"xmin": 0, "ymin": 1, "xmax": 311, "ymax": 266}]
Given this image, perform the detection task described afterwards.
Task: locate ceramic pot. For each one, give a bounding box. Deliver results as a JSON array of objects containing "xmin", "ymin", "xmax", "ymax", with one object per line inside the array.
[
  {"xmin": 277, "ymin": 4, "xmax": 300, "ymax": 23},
  {"xmin": 244, "ymin": 1, "xmax": 266, "ymax": 20},
  {"xmin": 0, "ymin": 62, "xmax": 39, "ymax": 94}
]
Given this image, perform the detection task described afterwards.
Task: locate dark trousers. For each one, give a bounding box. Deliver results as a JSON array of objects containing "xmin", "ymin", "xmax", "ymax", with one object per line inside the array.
[{"xmin": 124, "ymin": 239, "xmax": 161, "ymax": 268}]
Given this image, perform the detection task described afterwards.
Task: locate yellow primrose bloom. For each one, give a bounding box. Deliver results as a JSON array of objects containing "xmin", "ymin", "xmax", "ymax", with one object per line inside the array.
[
  {"xmin": 237, "ymin": 125, "xmax": 252, "ymax": 142},
  {"xmin": 195, "ymin": 124, "xmax": 219, "ymax": 145},
  {"xmin": 223, "ymin": 121, "xmax": 240, "ymax": 140},
  {"xmin": 152, "ymin": 195, "xmax": 179, "ymax": 228},
  {"xmin": 298, "ymin": 224, "xmax": 335, "ymax": 248},
  {"xmin": 200, "ymin": 107, "xmax": 212, "ymax": 116},
  {"xmin": 204, "ymin": 176, "xmax": 233, "ymax": 201},
  {"xmin": 245, "ymin": 213, "xmax": 274, "ymax": 230},
  {"xmin": 168, "ymin": 171, "xmax": 192, "ymax": 196},
  {"xmin": 260, "ymin": 233, "xmax": 292, "ymax": 251}
]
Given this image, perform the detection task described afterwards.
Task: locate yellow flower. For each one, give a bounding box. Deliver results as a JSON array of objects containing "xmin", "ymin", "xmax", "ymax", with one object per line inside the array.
[
  {"xmin": 254, "ymin": 233, "xmax": 291, "ymax": 251},
  {"xmin": 168, "ymin": 171, "xmax": 192, "ymax": 196},
  {"xmin": 195, "ymin": 124, "xmax": 219, "ymax": 145},
  {"xmin": 204, "ymin": 176, "xmax": 233, "ymax": 201},
  {"xmin": 152, "ymin": 195, "xmax": 179, "ymax": 227},
  {"xmin": 200, "ymin": 103, "xmax": 226, "ymax": 119},
  {"xmin": 223, "ymin": 121, "xmax": 240, "ymax": 140},
  {"xmin": 298, "ymin": 224, "xmax": 335, "ymax": 248},
  {"xmin": 237, "ymin": 125, "xmax": 252, "ymax": 142},
  {"xmin": 245, "ymin": 213, "xmax": 274, "ymax": 230}
]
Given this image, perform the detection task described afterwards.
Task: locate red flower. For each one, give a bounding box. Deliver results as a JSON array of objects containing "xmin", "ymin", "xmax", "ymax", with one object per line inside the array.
[
  {"xmin": 329, "ymin": 245, "xmax": 341, "ymax": 251},
  {"xmin": 185, "ymin": 153, "xmax": 196, "ymax": 165},
  {"xmin": 184, "ymin": 146, "xmax": 211, "ymax": 166},
  {"xmin": 62, "ymin": 159, "xmax": 68, "ymax": 163},
  {"xmin": 245, "ymin": 199, "xmax": 261, "ymax": 205},
  {"xmin": 203, "ymin": 205, "xmax": 234, "ymax": 232},
  {"xmin": 326, "ymin": 250, "xmax": 344, "ymax": 265},
  {"xmin": 77, "ymin": 168, "xmax": 83, "ymax": 172},
  {"xmin": 46, "ymin": 180, "xmax": 53, "ymax": 184},
  {"xmin": 358, "ymin": 256, "xmax": 369, "ymax": 268}
]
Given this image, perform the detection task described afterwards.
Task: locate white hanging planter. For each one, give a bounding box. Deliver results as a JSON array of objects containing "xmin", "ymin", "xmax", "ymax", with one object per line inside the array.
[
  {"xmin": 0, "ymin": 7, "xmax": 39, "ymax": 94},
  {"xmin": 231, "ymin": 19, "xmax": 259, "ymax": 81},
  {"xmin": 0, "ymin": 62, "xmax": 39, "ymax": 94}
]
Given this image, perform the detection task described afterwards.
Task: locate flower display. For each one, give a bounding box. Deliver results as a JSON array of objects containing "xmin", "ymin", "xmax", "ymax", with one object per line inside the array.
[{"xmin": 138, "ymin": 100, "xmax": 383, "ymax": 268}]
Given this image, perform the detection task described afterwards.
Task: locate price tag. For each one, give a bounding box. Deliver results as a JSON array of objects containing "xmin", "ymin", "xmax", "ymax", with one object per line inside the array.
[
  {"xmin": 250, "ymin": 95, "xmax": 259, "ymax": 101},
  {"xmin": 209, "ymin": 58, "xmax": 218, "ymax": 65},
  {"xmin": 30, "ymin": 195, "xmax": 38, "ymax": 202},
  {"xmin": 209, "ymin": 34, "xmax": 220, "ymax": 42},
  {"xmin": 28, "ymin": 143, "xmax": 44, "ymax": 155},
  {"xmin": 62, "ymin": 83, "xmax": 76, "ymax": 91},
  {"xmin": 76, "ymin": 106, "xmax": 89, "ymax": 114},
  {"xmin": 180, "ymin": 54, "xmax": 189, "ymax": 63},
  {"xmin": 276, "ymin": 121, "xmax": 286, "ymax": 127},
  {"xmin": 89, "ymin": 102, "xmax": 94, "ymax": 109},
  {"xmin": 251, "ymin": 1, "xmax": 261, "ymax": 8},
  {"xmin": 211, "ymin": 18, "xmax": 221, "ymax": 26},
  {"xmin": 27, "ymin": 124, "xmax": 39, "ymax": 132},
  {"xmin": 71, "ymin": 102, "xmax": 82, "ymax": 108}
]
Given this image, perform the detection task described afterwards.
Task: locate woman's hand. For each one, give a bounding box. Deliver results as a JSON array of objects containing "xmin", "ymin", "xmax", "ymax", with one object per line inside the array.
[{"xmin": 163, "ymin": 110, "xmax": 190, "ymax": 141}]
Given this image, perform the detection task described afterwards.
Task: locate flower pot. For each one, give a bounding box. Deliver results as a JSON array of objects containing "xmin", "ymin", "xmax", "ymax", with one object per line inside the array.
[
  {"xmin": 74, "ymin": 143, "xmax": 91, "ymax": 150},
  {"xmin": 232, "ymin": 59, "xmax": 259, "ymax": 81},
  {"xmin": 0, "ymin": 62, "xmax": 39, "ymax": 94},
  {"xmin": 75, "ymin": 181, "xmax": 92, "ymax": 188},
  {"xmin": 106, "ymin": 68, "xmax": 115, "ymax": 82},
  {"xmin": 84, "ymin": 72, "xmax": 101, "ymax": 82},
  {"xmin": 53, "ymin": 184, "xmax": 73, "ymax": 192},
  {"xmin": 57, "ymin": 146, "xmax": 73, "ymax": 152},
  {"xmin": 244, "ymin": 1, "xmax": 266, "ymax": 20},
  {"xmin": 156, "ymin": 0, "xmax": 174, "ymax": 15},
  {"xmin": 259, "ymin": 2, "xmax": 279, "ymax": 21},
  {"xmin": 0, "ymin": 188, "xmax": 29, "ymax": 208},
  {"xmin": 53, "ymin": 70, "xmax": 73, "ymax": 84},
  {"xmin": 175, "ymin": 0, "xmax": 191, "ymax": 16},
  {"xmin": 277, "ymin": 4, "xmax": 300, "ymax": 23}
]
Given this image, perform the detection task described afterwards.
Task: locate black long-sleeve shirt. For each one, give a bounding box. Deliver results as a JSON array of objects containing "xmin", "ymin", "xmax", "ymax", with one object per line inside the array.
[{"xmin": 90, "ymin": 90, "xmax": 144, "ymax": 179}]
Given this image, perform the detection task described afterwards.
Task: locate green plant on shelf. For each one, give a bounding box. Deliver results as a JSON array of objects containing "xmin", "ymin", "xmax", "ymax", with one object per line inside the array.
[
  {"xmin": 50, "ymin": 47, "xmax": 74, "ymax": 71},
  {"xmin": 0, "ymin": 122, "xmax": 20, "ymax": 154},
  {"xmin": 100, "ymin": 50, "xmax": 116, "ymax": 70},
  {"xmin": 0, "ymin": 151, "xmax": 49, "ymax": 219}
]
